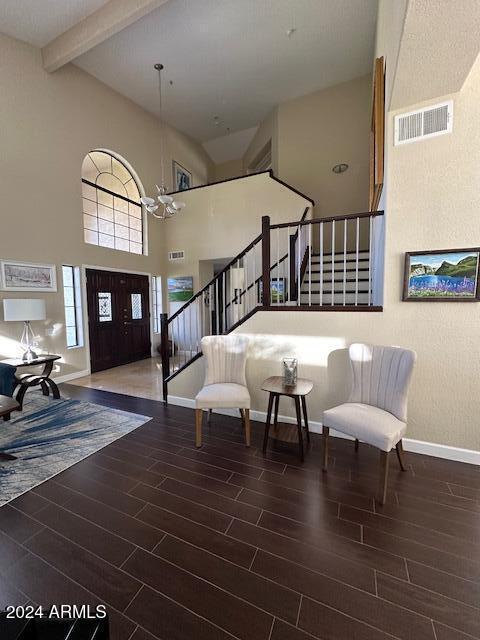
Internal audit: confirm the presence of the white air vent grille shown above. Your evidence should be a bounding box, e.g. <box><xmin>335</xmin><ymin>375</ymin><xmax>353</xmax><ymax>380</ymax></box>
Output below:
<box><xmin>168</xmin><ymin>250</ymin><xmax>185</xmax><ymax>261</ymax></box>
<box><xmin>394</xmin><ymin>101</ymin><xmax>453</xmax><ymax>145</ymax></box>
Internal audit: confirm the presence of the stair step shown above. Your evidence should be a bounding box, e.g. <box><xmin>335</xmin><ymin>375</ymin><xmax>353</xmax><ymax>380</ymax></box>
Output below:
<box><xmin>300</xmin><ymin>292</ymin><xmax>370</xmax><ymax>304</ymax></box>
<box><xmin>302</xmin><ymin>282</ymin><xmax>369</xmax><ymax>293</ymax></box>
<box><xmin>310</xmin><ymin>252</ymin><xmax>370</xmax><ymax>263</ymax></box>
<box><xmin>304</xmin><ymin>274</ymin><xmax>369</xmax><ymax>282</ymax></box>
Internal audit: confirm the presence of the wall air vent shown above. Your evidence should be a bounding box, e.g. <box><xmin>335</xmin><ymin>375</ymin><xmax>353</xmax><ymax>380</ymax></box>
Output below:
<box><xmin>168</xmin><ymin>250</ymin><xmax>185</xmax><ymax>261</ymax></box>
<box><xmin>394</xmin><ymin>100</ymin><xmax>453</xmax><ymax>145</ymax></box>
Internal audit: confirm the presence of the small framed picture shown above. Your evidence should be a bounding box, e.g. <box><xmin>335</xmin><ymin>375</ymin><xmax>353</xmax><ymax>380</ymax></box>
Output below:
<box><xmin>1</xmin><ymin>260</ymin><xmax>57</xmax><ymax>292</ymax></box>
<box><xmin>168</xmin><ymin>276</ymin><xmax>194</xmax><ymax>302</ymax></box>
<box><xmin>257</xmin><ymin>277</ymin><xmax>288</xmax><ymax>304</ymax></box>
<box><xmin>403</xmin><ymin>249</ymin><xmax>480</xmax><ymax>301</ymax></box>
<box><xmin>172</xmin><ymin>161</ymin><xmax>192</xmax><ymax>192</ymax></box>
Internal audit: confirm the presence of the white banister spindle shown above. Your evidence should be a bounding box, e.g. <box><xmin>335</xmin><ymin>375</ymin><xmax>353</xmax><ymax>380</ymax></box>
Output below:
<box><xmin>368</xmin><ymin>215</ymin><xmax>373</xmax><ymax>306</ymax></box>
<box><xmin>308</xmin><ymin>222</ymin><xmax>312</xmax><ymax>307</ymax></box>
<box><xmin>355</xmin><ymin>217</ymin><xmax>360</xmax><ymax>306</ymax></box>
<box><xmin>276</xmin><ymin>227</ymin><xmax>280</xmax><ymax>306</ymax></box>
<box><xmin>343</xmin><ymin>219</ymin><xmax>347</xmax><ymax>306</ymax></box>
<box><xmin>331</xmin><ymin>220</ymin><xmax>335</xmax><ymax>306</ymax></box>
<box><xmin>319</xmin><ymin>221</ymin><xmax>324</xmax><ymax>307</ymax></box>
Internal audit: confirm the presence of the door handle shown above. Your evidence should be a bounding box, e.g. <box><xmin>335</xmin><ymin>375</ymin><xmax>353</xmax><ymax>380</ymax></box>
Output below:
<box><xmin>123</xmin><ymin>321</ymin><xmax>132</xmax><ymax>325</ymax></box>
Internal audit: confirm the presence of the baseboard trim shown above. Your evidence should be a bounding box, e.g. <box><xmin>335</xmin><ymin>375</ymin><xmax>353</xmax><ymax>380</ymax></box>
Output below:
<box><xmin>167</xmin><ymin>395</ymin><xmax>480</xmax><ymax>466</ymax></box>
<box><xmin>53</xmin><ymin>369</ymin><xmax>90</xmax><ymax>384</ymax></box>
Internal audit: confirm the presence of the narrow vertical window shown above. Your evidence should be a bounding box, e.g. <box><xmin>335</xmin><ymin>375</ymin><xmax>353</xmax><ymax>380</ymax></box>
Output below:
<box><xmin>152</xmin><ymin>276</ymin><xmax>162</xmax><ymax>333</ymax></box>
<box><xmin>98</xmin><ymin>292</ymin><xmax>112</xmax><ymax>322</ymax></box>
<box><xmin>62</xmin><ymin>265</ymin><xmax>83</xmax><ymax>348</ymax></box>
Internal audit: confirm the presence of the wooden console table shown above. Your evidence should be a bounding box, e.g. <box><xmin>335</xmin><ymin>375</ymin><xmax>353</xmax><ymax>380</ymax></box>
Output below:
<box><xmin>1</xmin><ymin>355</ymin><xmax>61</xmax><ymax>410</ymax></box>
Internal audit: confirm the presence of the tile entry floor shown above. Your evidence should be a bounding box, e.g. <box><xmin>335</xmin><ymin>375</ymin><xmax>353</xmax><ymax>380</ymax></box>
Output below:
<box><xmin>1</xmin><ymin>384</ymin><xmax>479</xmax><ymax>640</ymax></box>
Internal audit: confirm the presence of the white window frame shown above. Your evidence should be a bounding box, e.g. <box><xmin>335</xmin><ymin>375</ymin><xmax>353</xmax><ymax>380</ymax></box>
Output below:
<box><xmin>62</xmin><ymin>265</ymin><xmax>84</xmax><ymax>348</ymax></box>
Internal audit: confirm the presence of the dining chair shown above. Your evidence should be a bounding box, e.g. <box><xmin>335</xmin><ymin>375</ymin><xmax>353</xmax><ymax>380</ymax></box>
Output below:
<box><xmin>322</xmin><ymin>343</ymin><xmax>416</xmax><ymax>504</ymax></box>
<box><xmin>195</xmin><ymin>334</ymin><xmax>250</xmax><ymax>448</ymax></box>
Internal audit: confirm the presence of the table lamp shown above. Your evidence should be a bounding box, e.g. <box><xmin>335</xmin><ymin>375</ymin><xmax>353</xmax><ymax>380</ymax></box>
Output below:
<box><xmin>3</xmin><ymin>298</ymin><xmax>46</xmax><ymax>361</ymax></box>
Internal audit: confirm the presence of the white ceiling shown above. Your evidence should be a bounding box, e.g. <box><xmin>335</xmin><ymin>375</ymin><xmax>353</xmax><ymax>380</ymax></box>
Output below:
<box><xmin>0</xmin><ymin>0</ymin><xmax>110</xmax><ymax>47</ymax></box>
<box><xmin>1</xmin><ymin>0</ymin><xmax>378</xmax><ymax>144</ymax></box>
<box><xmin>202</xmin><ymin>127</ymin><xmax>258</xmax><ymax>164</ymax></box>
<box><xmin>75</xmin><ymin>0</ymin><xmax>377</xmax><ymax>141</ymax></box>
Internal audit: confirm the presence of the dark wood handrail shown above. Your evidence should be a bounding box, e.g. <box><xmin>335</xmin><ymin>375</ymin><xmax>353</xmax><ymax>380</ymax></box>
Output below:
<box><xmin>270</xmin><ymin>210</ymin><xmax>384</xmax><ymax>230</ymax></box>
<box><xmin>167</xmin><ymin>233</ymin><xmax>262</xmax><ymax>324</ymax></box>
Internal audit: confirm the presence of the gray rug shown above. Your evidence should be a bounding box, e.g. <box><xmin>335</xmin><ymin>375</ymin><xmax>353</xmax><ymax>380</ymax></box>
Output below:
<box><xmin>0</xmin><ymin>394</ymin><xmax>149</xmax><ymax>507</ymax></box>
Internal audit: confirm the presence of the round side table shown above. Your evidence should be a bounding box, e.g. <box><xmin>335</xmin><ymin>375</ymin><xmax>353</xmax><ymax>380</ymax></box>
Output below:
<box><xmin>261</xmin><ymin>376</ymin><xmax>313</xmax><ymax>462</ymax></box>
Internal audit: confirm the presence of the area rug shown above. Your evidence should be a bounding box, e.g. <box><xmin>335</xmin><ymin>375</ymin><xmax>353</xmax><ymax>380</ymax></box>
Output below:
<box><xmin>0</xmin><ymin>395</ymin><xmax>149</xmax><ymax>507</ymax></box>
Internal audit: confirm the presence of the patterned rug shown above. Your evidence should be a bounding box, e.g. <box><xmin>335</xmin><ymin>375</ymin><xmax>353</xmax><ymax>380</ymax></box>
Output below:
<box><xmin>0</xmin><ymin>394</ymin><xmax>149</xmax><ymax>507</ymax></box>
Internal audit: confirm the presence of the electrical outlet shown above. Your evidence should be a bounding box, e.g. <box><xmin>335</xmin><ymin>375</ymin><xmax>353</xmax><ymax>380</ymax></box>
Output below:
<box><xmin>45</xmin><ymin>327</ymin><xmax>55</xmax><ymax>337</ymax></box>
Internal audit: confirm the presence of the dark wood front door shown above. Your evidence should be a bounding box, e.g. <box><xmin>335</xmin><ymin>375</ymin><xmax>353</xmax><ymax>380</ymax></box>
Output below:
<box><xmin>86</xmin><ymin>269</ymin><xmax>151</xmax><ymax>373</ymax></box>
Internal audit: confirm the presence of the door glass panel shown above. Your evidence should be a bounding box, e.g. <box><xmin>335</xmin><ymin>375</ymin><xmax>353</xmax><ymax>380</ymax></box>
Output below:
<box><xmin>131</xmin><ymin>293</ymin><xmax>142</xmax><ymax>320</ymax></box>
<box><xmin>98</xmin><ymin>292</ymin><xmax>112</xmax><ymax>322</ymax></box>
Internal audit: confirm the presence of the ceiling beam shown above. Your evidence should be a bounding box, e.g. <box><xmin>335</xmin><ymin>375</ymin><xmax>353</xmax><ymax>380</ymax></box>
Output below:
<box><xmin>42</xmin><ymin>0</ymin><xmax>170</xmax><ymax>73</ymax></box>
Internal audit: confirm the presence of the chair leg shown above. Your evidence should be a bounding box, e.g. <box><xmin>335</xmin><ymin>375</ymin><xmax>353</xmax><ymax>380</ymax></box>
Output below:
<box><xmin>395</xmin><ymin>440</ymin><xmax>407</xmax><ymax>471</ymax></box>
<box><xmin>322</xmin><ymin>426</ymin><xmax>329</xmax><ymax>471</ymax></box>
<box><xmin>377</xmin><ymin>450</ymin><xmax>390</xmax><ymax>505</ymax></box>
<box><xmin>239</xmin><ymin>408</ymin><xmax>245</xmax><ymax>425</ymax></box>
<box><xmin>195</xmin><ymin>409</ymin><xmax>203</xmax><ymax>448</ymax></box>
<box><xmin>207</xmin><ymin>409</ymin><xmax>213</xmax><ymax>423</ymax></box>
<box><xmin>354</xmin><ymin>438</ymin><xmax>359</xmax><ymax>452</ymax></box>
<box><xmin>244</xmin><ymin>409</ymin><xmax>251</xmax><ymax>447</ymax></box>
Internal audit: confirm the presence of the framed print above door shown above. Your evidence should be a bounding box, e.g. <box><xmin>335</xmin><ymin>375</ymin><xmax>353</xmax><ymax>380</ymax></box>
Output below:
<box><xmin>1</xmin><ymin>260</ymin><xmax>57</xmax><ymax>292</ymax></box>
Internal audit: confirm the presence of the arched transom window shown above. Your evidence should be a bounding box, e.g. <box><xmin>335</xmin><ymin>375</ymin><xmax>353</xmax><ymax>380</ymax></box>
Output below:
<box><xmin>82</xmin><ymin>150</ymin><xmax>144</xmax><ymax>254</ymax></box>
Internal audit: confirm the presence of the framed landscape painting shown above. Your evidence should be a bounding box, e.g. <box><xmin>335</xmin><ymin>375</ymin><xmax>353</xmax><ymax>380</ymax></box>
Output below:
<box><xmin>168</xmin><ymin>276</ymin><xmax>193</xmax><ymax>302</ymax></box>
<box><xmin>403</xmin><ymin>249</ymin><xmax>480</xmax><ymax>301</ymax></box>
<box><xmin>1</xmin><ymin>260</ymin><xmax>57</xmax><ymax>292</ymax></box>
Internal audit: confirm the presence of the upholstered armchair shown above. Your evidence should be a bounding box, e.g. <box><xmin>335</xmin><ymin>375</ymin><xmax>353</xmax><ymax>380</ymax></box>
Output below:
<box><xmin>195</xmin><ymin>335</ymin><xmax>251</xmax><ymax>448</ymax></box>
<box><xmin>323</xmin><ymin>343</ymin><xmax>416</xmax><ymax>504</ymax></box>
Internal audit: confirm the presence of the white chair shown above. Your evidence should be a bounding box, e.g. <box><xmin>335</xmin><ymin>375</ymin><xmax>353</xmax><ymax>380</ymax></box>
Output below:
<box><xmin>322</xmin><ymin>343</ymin><xmax>416</xmax><ymax>504</ymax></box>
<box><xmin>195</xmin><ymin>335</ymin><xmax>251</xmax><ymax>448</ymax></box>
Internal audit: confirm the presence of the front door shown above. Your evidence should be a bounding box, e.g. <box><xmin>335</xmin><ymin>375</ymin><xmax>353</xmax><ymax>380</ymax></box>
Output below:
<box><xmin>86</xmin><ymin>269</ymin><xmax>151</xmax><ymax>373</ymax></box>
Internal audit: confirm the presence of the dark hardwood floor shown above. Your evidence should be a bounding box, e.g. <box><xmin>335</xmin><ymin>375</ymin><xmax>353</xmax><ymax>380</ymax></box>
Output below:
<box><xmin>1</xmin><ymin>383</ymin><xmax>480</xmax><ymax>640</ymax></box>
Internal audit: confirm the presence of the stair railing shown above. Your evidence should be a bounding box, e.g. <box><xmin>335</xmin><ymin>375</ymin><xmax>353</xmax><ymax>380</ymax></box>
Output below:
<box><xmin>160</xmin><ymin>207</ymin><xmax>383</xmax><ymax>401</ymax></box>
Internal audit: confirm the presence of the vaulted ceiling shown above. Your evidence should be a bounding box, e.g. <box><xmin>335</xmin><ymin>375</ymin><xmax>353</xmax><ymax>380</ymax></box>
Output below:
<box><xmin>1</xmin><ymin>0</ymin><xmax>378</xmax><ymax>143</ymax></box>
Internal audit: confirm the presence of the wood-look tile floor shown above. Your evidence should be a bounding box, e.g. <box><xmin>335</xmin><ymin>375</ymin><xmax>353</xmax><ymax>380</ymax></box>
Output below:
<box><xmin>1</xmin><ymin>384</ymin><xmax>480</xmax><ymax>640</ymax></box>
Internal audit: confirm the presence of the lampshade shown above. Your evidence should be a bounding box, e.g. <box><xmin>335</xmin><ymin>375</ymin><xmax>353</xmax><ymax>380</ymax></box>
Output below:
<box><xmin>3</xmin><ymin>299</ymin><xmax>46</xmax><ymax>322</ymax></box>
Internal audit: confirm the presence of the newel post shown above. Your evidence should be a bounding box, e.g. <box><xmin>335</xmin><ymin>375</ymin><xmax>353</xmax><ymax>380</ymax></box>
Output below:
<box><xmin>160</xmin><ymin>312</ymin><xmax>169</xmax><ymax>404</ymax></box>
<box><xmin>261</xmin><ymin>215</ymin><xmax>271</xmax><ymax>307</ymax></box>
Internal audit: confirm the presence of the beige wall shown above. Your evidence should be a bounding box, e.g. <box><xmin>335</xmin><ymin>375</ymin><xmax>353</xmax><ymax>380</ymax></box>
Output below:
<box><xmin>0</xmin><ymin>34</ymin><xmax>212</xmax><ymax>378</ymax></box>
<box><xmin>276</xmin><ymin>75</ymin><xmax>371</xmax><ymax>217</ymax></box>
<box><xmin>163</xmin><ymin>172</ymin><xmax>312</xmax><ymax>312</ymax></box>
<box><xmin>243</xmin><ymin>109</ymin><xmax>278</xmax><ymax>174</ymax></box>
<box><xmin>170</xmin><ymin>46</ymin><xmax>480</xmax><ymax>452</ymax></box>
<box><xmin>213</xmin><ymin>159</ymin><xmax>243</xmax><ymax>182</ymax></box>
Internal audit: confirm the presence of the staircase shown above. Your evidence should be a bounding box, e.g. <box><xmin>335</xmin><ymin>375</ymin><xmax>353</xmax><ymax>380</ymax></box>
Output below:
<box><xmin>160</xmin><ymin>209</ymin><xmax>384</xmax><ymax>401</ymax></box>
<box><xmin>300</xmin><ymin>251</ymin><xmax>371</xmax><ymax>306</ymax></box>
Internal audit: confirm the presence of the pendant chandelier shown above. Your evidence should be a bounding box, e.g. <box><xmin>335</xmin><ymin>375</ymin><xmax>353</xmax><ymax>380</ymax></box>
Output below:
<box><xmin>141</xmin><ymin>64</ymin><xmax>185</xmax><ymax>219</ymax></box>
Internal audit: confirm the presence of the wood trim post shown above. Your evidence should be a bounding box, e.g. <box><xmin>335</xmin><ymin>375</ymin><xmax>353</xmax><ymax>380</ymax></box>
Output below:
<box><xmin>160</xmin><ymin>312</ymin><xmax>170</xmax><ymax>404</ymax></box>
<box><xmin>261</xmin><ymin>215</ymin><xmax>271</xmax><ymax>307</ymax></box>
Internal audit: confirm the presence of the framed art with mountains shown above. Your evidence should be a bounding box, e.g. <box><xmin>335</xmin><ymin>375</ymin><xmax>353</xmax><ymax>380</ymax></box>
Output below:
<box><xmin>403</xmin><ymin>248</ymin><xmax>480</xmax><ymax>301</ymax></box>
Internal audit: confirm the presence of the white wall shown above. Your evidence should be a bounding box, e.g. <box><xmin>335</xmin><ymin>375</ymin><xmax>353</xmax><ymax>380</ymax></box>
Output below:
<box><xmin>169</xmin><ymin>33</ymin><xmax>480</xmax><ymax>453</ymax></box>
<box><xmin>162</xmin><ymin>172</ymin><xmax>312</xmax><ymax>312</ymax></box>
<box><xmin>0</xmin><ymin>34</ymin><xmax>212</xmax><ymax>378</ymax></box>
